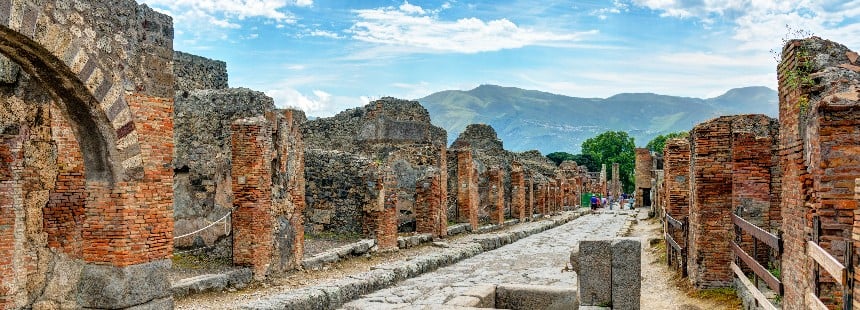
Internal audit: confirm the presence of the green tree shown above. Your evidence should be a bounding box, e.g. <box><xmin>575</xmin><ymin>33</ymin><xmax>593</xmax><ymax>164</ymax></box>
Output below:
<box><xmin>646</xmin><ymin>131</ymin><xmax>689</xmax><ymax>153</ymax></box>
<box><xmin>546</xmin><ymin>152</ymin><xmax>576</xmax><ymax>166</ymax></box>
<box><xmin>581</xmin><ymin>131</ymin><xmax>636</xmax><ymax>193</ymax></box>
<box><xmin>546</xmin><ymin>152</ymin><xmax>600</xmax><ymax>172</ymax></box>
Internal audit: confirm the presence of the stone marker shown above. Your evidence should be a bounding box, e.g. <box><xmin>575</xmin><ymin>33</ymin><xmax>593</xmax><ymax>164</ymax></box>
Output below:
<box><xmin>612</xmin><ymin>238</ymin><xmax>641</xmax><ymax>310</ymax></box>
<box><xmin>577</xmin><ymin>239</ymin><xmax>612</xmax><ymax>306</ymax></box>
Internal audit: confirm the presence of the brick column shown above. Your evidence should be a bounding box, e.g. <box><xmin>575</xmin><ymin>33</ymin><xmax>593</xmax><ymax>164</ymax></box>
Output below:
<box><xmin>456</xmin><ymin>150</ymin><xmax>479</xmax><ymax>230</ymax></box>
<box><xmin>635</xmin><ymin>148</ymin><xmax>653</xmax><ymax>208</ymax></box>
<box><xmin>416</xmin><ymin>172</ymin><xmax>446</xmax><ymax>237</ymax></box>
<box><xmin>367</xmin><ymin>165</ymin><xmax>398</xmax><ymax>251</ymax></box>
<box><xmin>524</xmin><ymin>171</ymin><xmax>534</xmax><ymax>219</ymax></box>
<box><xmin>0</xmin><ymin>131</ymin><xmax>23</xmax><ymax>309</ymax></box>
<box><xmin>231</xmin><ymin>117</ymin><xmax>275</xmax><ymax>279</ymax></box>
<box><xmin>688</xmin><ymin>117</ymin><xmax>733</xmax><ymax>289</ymax></box>
<box><xmin>489</xmin><ymin>167</ymin><xmax>504</xmax><ymax>225</ymax></box>
<box><xmin>511</xmin><ymin>163</ymin><xmax>525</xmax><ymax>221</ymax></box>
<box><xmin>663</xmin><ymin>138</ymin><xmax>691</xmax><ymax>244</ymax></box>
<box><xmin>732</xmin><ymin>126</ymin><xmax>778</xmax><ymax>262</ymax></box>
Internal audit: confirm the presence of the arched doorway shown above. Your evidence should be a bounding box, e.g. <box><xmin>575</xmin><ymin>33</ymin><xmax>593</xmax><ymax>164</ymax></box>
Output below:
<box><xmin>0</xmin><ymin>1</ymin><xmax>175</xmax><ymax>308</ymax></box>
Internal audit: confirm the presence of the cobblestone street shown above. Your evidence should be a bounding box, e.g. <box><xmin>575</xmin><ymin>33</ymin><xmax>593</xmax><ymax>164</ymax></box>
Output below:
<box><xmin>342</xmin><ymin>209</ymin><xmax>636</xmax><ymax>309</ymax></box>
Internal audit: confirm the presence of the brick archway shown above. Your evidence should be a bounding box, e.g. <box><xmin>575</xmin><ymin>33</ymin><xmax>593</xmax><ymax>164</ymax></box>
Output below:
<box><xmin>0</xmin><ymin>1</ymin><xmax>175</xmax><ymax>309</ymax></box>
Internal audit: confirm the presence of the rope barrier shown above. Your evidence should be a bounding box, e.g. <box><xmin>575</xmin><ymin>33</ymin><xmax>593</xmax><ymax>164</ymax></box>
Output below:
<box><xmin>173</xmin><ymin>208</ymin><xmax>233</xmax><ymax>240</ymax></box>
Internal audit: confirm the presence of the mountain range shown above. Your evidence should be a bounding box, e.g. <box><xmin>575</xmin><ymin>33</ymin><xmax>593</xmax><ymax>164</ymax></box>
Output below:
<box><xmin>418</xmin><ymin>84</ymin><xmax>778</xmax><ymax>154</ymax></box>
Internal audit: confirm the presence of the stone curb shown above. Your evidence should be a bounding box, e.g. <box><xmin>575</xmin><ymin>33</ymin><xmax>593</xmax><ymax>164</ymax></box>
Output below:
<box><xmin>301</xmin><ymin>239</ymin><xmax>376</xmax><ymax>270</ymax></box>
<box><xmin>397</xmin><ymin>233</ymin><xmax>434</xmax><ymax>249</ymax></box>
<box><xmin>171</xmin><ymin>268</ymin><xmax>252</xmax><ymax>299</ymax></box>
<box><xmin>240</xmin><ymin>209</ymin><xmax>591</xmax><ymax>310</ymax></box>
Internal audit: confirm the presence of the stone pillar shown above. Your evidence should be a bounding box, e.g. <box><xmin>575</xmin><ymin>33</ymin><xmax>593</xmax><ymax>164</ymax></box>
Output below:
<box><xmin>600</xmin><ymin>164</ymin><xmax>607</xmax><ymax>197</ymax></box>
<box><xmin>572</xmin><ymin>238</ymin><xmax>641</xmax><ymax>309</ymax></box>
<box><xmin>456</xmin><ymin>150</ymin><xmax>479</xmax><ymax>230</ymax></box>
<box><xmin>536</xmin><ymin>182</ymin><xmax>547</xmax><ymax>215</ymax></box>
<box><xmin>511</xmin><ymin>163</ymin><xmax>526</xmax><ymax>221</ymax></box>
<box><xmin>365</xmin><ymin>164</ymin><xmax>399</xmax><ymax>251</ymax></box>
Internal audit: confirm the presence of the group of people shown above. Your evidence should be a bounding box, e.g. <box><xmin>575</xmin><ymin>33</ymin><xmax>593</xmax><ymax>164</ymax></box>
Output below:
<box><xmin>589</xmin><ymin>193</ymin><xmax>634</xmax><ymax>211</ymax></box>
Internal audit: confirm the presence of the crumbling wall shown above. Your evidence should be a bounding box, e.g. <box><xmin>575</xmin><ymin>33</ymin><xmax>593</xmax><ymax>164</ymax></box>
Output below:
<box><xmin>302</xmin><ymin>97</ymin><xmax>447</xmax><ymax>243</ymax></box>
<box><xmin>777</xmin><ymin>37</ymin><xmax>860</xmax><ymax>309</ymax></box>
<box><xmin>173</xmin><ymin>51</ymin><xmax>228</xmax><ymax>93</ymax></box>
<box><xmin>173</xmin><ymin>88</ymin><xmax>275</xmax><ymax>256</ymax></box>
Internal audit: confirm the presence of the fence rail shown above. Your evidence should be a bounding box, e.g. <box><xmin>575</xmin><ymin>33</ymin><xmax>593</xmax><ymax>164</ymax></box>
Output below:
<box><xmin>809</xmin><ymin>215</ymin><xmax>853</xmax><ymax>310</ymax></box>
<box><xmin>730</xmin><ymin>213</ymin><xmax>782</xmax><ymax>309</ymax></box>
<box><xmin>664</xmin><ymin>212</ymin><xmax>687</xmax><ymax>277</ymax></box>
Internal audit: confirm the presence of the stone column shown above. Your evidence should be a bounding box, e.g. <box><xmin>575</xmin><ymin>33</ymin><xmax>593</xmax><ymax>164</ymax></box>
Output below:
<box><xmin>489</xmin><ymin>167</ymin><xmax>505</xmax><ymax>225</ymax></box>
<box><xmin>511</xmin><ymin>163</ymin><xmax>526</xmax><ymax>221</ymax></box>
<box><xmin>456</xmin><ymin>150</ymin><xmax>479</xmax><ymax>230</ymax></box>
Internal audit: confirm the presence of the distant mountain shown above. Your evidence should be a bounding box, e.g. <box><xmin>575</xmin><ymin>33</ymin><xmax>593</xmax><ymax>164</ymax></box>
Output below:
<box><xmin>418</xmin><ymin>85</ymin><xmax>778</xmax><ymax>154</ymax></box>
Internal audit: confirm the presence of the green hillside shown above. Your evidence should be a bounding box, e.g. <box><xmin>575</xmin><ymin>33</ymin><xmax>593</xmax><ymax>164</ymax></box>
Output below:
<box><xmin>419</xmin><ymin>85</ymin><xmax>778</xmax><ymax>154</ymax></box>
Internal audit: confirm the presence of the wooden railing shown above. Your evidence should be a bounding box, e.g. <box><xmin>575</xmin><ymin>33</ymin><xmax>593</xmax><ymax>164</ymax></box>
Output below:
<box><xmin>807</xmin><ymin>216</ymin><xmax>854</xmax><ymax>310</ymax></box>
<box><xmin>730</xmin><ymin>213</ymin><xmax>782</xmax><ymax>310</ymax></box>
<box><xmin>664</xmin><ymin>212</ymin><xmax>687</xmax><ymax>277</ymax></box>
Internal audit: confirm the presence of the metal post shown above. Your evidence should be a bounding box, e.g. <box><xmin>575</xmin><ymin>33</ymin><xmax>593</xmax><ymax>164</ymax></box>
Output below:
<box><xmin>682</xmin><ymin>217</ymin><xmax>689</xmax><ymax>278</ymax></box>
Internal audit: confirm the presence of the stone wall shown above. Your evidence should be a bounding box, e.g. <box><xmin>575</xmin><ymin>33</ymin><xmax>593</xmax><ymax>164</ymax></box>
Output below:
<box><xmin>173</xmin><ymin>88</ymin><xmax>276</xmax><ymax>256</ymax></box>
<box><xmin>173</xmin><ymin>51</ymin><xmax>228</xmax><ymax>93</ymax></box>
<box><xmin>777</xmin><ymin>37</ymin><xmax>860</xmax><ymax>309</ymax></box>
<box><xmin>302</xmin><ymin>97</ymin><xmax>447</xmax><ymax>244</ymax></box>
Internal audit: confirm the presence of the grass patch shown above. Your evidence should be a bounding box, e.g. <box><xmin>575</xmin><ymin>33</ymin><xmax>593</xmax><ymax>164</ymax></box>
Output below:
<box><xmin>690</xmin><ymin>288</ymin><xmax>742</xmax><ymax>308</ymax></box>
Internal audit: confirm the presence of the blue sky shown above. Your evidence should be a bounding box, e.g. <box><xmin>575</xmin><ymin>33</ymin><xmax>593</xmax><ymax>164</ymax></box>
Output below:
<box><xmin>140</xmin><ymin>0</ymin><xmax>860</xmax><ymax>117</ymax></box>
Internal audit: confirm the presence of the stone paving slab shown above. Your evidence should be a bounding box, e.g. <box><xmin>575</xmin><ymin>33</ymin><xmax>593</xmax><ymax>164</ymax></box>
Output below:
<box><xmin>340</xmin><ymin>210</ymin><xmax>634</xmax><ymax>309</ymax></box>
<box><xmin>240</xmin><ymin>210</ymin><xmax>596</xmax><ymax>310</ymax></box>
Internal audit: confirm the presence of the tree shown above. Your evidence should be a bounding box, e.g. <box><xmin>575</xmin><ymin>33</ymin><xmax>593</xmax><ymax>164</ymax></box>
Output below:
<box><xmin>546</xmin><ymin>152</ymin><xmax>575</xmax><ymax>166</ymax></box>
<box><xmin>581</xmin><ymin>131</ymin><xmax>636</xmax><ymax>193</ymax></box>
<box><xmin>546</xmin><ymin>152</ymin><xmax>600</xmax><ymax>172</ymax></box>
<box><xmin>646</xmin><ymin>131</ymin><xmax>689</xmax><ymax>153</ymax></box>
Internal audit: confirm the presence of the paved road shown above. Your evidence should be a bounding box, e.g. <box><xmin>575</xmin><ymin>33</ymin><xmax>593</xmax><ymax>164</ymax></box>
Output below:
<box><xmin>341</xmin><ymin>209</ymin><xmax>635</xmax><ymax>309</ymax></box>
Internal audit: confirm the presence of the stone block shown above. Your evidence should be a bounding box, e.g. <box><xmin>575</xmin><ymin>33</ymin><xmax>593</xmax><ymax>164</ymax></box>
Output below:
<box><xmin>496</xmin><ymin>284</ymin><xmax>578</xmax><ymax>310</ymax></box>
<box><xmin>226</xmin><ymin>268</ymin><xmax>253</xmax><ymax>289</ymax></box>
<box><xmin>612</xmin><ymin>238</ymin><xmax>641</xmax><ymax>310</ymax></box>
<box><xmin>171</xmin><ymin>274</ymin><xmax>228</xmax><ymax>298</ymax></box>
<box><xmin>78</xmin><ymin>260</ymin><xmax>172</xmax><ymax>309</ymax></box>
<box><xmin>445</xmin><ymin>296</ymin><xmax>482</xmax><ymax>307</ymax></box>
<box><xmin>460</xmin><ymin>284</ymin><xmax>496</xmax><ymax>308</ymax></box>
<box><xmin>577</xmin><ymin>240</ymin><xmax>612</xmax><ymax>306</ymax></box>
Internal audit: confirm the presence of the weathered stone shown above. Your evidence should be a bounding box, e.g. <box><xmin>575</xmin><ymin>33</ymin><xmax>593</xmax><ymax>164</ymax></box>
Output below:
<box><xmin>577</xmin><ymin>240</ymin><xmax>612</xmax><ymax>306</ymax></box>
<box><xmin>612</xmin><ymin>238</ymin><xmax>641</xmax><ymax>310</ymax></box>
<box><xmin>496</xmin><ymin>284</ymin><xmax>578</xmax><ymax>310</ymax></box>
<box><xmin>77</xmin><ymin>260</ymin><xmax>172</xmax><ymax>309</ymax></box>
<box><xmin>173</xmin><ymin>51</ymin><xmax>228</xmax><ymax>93</ymax></box>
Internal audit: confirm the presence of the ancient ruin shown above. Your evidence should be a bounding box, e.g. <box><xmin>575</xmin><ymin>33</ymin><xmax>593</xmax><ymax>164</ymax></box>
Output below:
<box><xmin>1</xmin><ymin>0</ymin><xmax>859</xmax><ymax>309</ymax></box>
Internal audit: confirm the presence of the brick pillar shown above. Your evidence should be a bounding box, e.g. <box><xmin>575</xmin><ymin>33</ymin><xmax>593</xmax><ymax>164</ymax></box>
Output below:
<box><xmin>0</xmin><ymin>130</ymin><xmax>23</xmax><ymax>309</ymax></box>
<box><xmin>511</xmin><ymin>163</ymin><xmax>525</xmax><ymax>221</ymax></box>
<box><xmin>368</xmin><ymin>165</ymin><xmax>398</xmax><ymax>251</ymax></box>
<box><xmin>456</xmin><ymin>150</ymin><xmax>478</xmax><ymax>230</ymax></box>
<box><xmin>231</xmin><ymin>117</ymin><xmax>275</xmax><ymax>279</ymax></box>
<box><xmin>536</xmin><ymin>182</ymin><xmax>547</xmax><ymax>215</ymax></box>
<box><xmin>525</xmin><ymin>171</ymin><xmax>534</xmax><ymax>219</ymax></box>
<box><xmin>688</xmin><ymin>117</ymin><xmax>733</xmax><ymax>289</ymax></box>
<box><xmin>45</xmin><ymin>108</ymin><xmax>86</xmax><ymax>258</ymax></box>
<box><xmin>438</xmin><ymin>145</ymin><xmax>448</xmax><ymax>237</ymax></box>
<box><xmin>663</xmin><ymin>138</ymin><xmax>691</xmax><ymax>243</ymax></box>
<box><xmin>635</xmin><ymin>148</ymin><xmax>653</xmax><ymax>208</ymax></box>
<box><xmin>612</xmin><ymin>163</ymin><xmax>620</xmax><ymax>199</ymax></box>
<box><xmin>489</xmin><ymin>167</ymin><xmax>505</xmax><ymax>225</ymax></box>
<box><xmin>416</xmin><ymin>172</ymin><xmax>446</xmax><ymax>237</ymax></box>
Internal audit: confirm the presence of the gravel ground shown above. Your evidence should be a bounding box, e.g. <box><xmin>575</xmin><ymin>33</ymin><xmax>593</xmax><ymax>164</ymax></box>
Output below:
<box><xmin>633</xmin><ymin>213</ymin><xmax>741</xmax><ymax>309</ymax></box>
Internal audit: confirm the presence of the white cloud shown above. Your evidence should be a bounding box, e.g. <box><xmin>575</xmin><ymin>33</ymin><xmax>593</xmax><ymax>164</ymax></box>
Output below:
<box><xmin>266</xmin><ymin>86</ymin><xmax>368</xmax><ymax>117</ymax></box>
<box><xmin>309</xmin><ymin>29</ymin><xmax>343</xmax><ymax>39</ymax></box>
<box><xmin>590</xmin><ymin>0</ymin><xmax>627</xmax><ymax>20</ymax></box>
<box><xmin>399</xmin><ymin>1</ymin><xmax>426</xmax><ymax>15</ymax></box>
<box><xmin>631</xmin><ymin>1</ymin><xmax>860</xmax><ymax>50</ymax></box>
<box><xmin>347</xmin><ymin>4</ymin><xmax>597</xmax><ymax>54</ymax></box>
<box><xmin>293</xmin><ymin>0</ymin><xmax>313</xmax><ymax>7</ymax></box>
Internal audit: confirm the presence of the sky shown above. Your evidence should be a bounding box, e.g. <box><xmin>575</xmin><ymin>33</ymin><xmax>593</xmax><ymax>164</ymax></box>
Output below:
<box><xmin>140</xmin><ymin>0</ymin><xmax>860</xmax><ymax>117</ymax></box>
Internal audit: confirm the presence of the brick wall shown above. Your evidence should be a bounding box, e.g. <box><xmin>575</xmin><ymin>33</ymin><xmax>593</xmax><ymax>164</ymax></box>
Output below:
<box><xmin>45</xmin><ymin>107</ymin><xmax>86</xmax><ymax>258</ymax></box>
<box><xmin>776</xmin><ymin>37</ymin><xmax>860</xmax><ymax>309</ymax></box>
<box><xmin>364</xmin><ymin>164</ymin><xmax>399</xmax><ymax>251</ymax></box>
